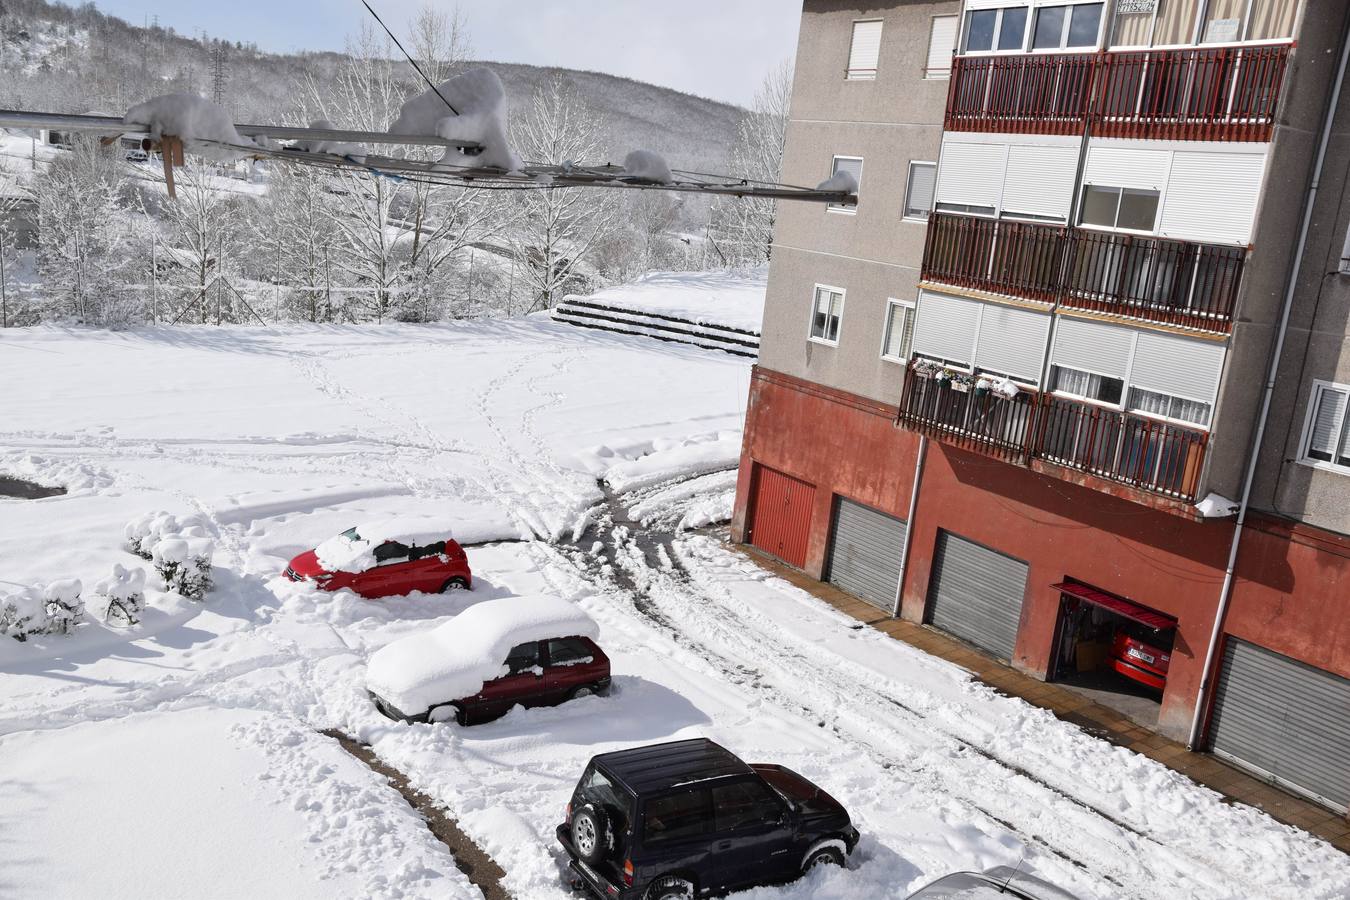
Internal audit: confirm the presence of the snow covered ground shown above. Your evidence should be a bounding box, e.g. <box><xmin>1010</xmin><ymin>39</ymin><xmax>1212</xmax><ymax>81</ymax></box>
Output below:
<box><xmin>565</xmin><ymin>266</ymin><xmax>766</xmax><ymax>332</ymax></box>
<box><xmin>1</xmin><ymin>313</ymin><xmax>1347</xmax><ymax>900</ymax></box>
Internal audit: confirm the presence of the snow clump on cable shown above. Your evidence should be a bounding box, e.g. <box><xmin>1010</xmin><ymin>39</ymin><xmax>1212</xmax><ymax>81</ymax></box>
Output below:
<box><xmin>123</xmin><ymin>93</ymin><xmax>255</xmax><ymax>160</ymax></box>
<box><xmin>621</xmin><ymin>149</ymin><xmax>673</xmax><ymax>184</ymax></box>
<box><xmin>388</xmin><ymin>67</ymin><xmax>522</xmax><ymax>171</ymax></box>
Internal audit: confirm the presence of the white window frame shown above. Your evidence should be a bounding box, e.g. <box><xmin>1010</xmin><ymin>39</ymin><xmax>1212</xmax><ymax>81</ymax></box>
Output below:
<box><xmin>1050</xmin><ymin>348</ymin><xmax>1215</xmax><ymax>430</ymax></box>
<box><xmin>846</xmin><ymin>19</ymin><xmax>884</xmax><ymax>81</ymax></box>
<box><xmin>1107</xmin><ymin>0</ymin><xmax>1297</xmax><ymax>50</ymax></box>
<box><xmin>1050</xmin><ymin>364</ymin><xmax>1128</xmax><ymax>410</ymax></box>
<box><xmin>1297</xmin><ymin>380</ymin><xmax>1350</xmax><ymax>473</ymax></box>
<box><xmin>808</xmin><ymin>284</ymin><xmax>846</xmax><ymax>347</ymax></box>
<box><xmin>926</xmin><ymin>15</ymin><xmax>960</xmax><ymax>78</ymax></box>
<box><xmin>961</xmin><ymin>3</ymin><xmax>1033</xmax><ymax>55</ymax></box>
<box><xmin>1076</xmin><ymin>183</ymin><xmax>1163</xmax><ymax>236</ymax></box>
<box><xmin>880</xmin><ymin>299</ymin><xmax>916</xmax><ymax>364</ymax></box>
<box><xmin>828</xmin><ymin>156</ymin><xmax>863</xmax><ymax>215</ymax></box>
<box><xmin>1339</xmin><ymin>218</ymin><xmax>1350</xmax><ymax>275</ymax></box>
<box><xmin>904</xmin><ymin>161</ymin><xmax>937</xmax><ymax>222</ymax></box>
<box><xmin>1027</xmin><ymin>1</ymin><xmax>1107</xmax><ymax>53</ymax></box>
<box><xmin>1125</xmin><ymin>385</ymin><xmax>1213</xmax><ymax>427</ymax></box>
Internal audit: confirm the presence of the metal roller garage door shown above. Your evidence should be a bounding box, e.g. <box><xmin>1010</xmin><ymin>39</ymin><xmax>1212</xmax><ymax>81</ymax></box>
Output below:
<box><xmin>1209</xmin><ymin>639</ymin><xmax>1350</xmax><ymax>813</ymax></box>
<box><xmin>925</xmin><ymin>531</ymin><xmax>1028</xmax><ymax>661</ymax></box>
<box><xmin>748</xmin><ymin>465</ymin><xmax>815</xmax><ymax>569</ymax></box>
<box><xmin>826</xmin><ymin>497</ymin><xmax>906</xmax><ymax>612</ymax></box>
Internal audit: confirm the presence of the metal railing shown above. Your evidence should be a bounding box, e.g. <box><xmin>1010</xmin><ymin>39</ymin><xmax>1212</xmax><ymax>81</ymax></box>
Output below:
<box><xmin>944</xmin><ymin>44</ymin><xmax>1289</xmax><ymax>142</ymax></box>
<box><xmin>1031</xmin><ymin>395</ymin><xmax>1208</xmax><ymax>501</ymax></box>
<box><xmin>897</xmin><ymin>365</ymin><xmax>1039</xmax><ymax>462</ymax></box>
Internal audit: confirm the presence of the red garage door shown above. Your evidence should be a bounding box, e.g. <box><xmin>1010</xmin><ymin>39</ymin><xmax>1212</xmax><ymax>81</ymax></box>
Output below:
<box><xmin>749</xmin><ymin>464</ymin><xmax>815</xmax><ymax>568</ymax></box>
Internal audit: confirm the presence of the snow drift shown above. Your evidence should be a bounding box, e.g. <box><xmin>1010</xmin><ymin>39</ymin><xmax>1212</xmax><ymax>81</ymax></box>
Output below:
<box><xmin>388</xmin><ymin>67</ymin><xmax>521</xmax><ymax>171</ymax></box>
<box><xmin>365</xmin><ymin>595</ymin><xmax>599</xmax><ymax>716</ymax></box>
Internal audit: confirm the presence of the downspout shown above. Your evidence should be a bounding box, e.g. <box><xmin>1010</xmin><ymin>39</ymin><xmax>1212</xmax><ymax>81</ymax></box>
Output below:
<box><xmin>892</xmin><ymin>435</ymin><xmax>928</xmax><ymax>618</ymax></box>
<box><xmin>1186</xmin><ymin>16</ymin><xmax>1350</xmax><ymax>750</ymax></box>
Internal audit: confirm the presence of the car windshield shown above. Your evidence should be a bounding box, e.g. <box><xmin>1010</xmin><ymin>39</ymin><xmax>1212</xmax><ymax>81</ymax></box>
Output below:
<box><xmin>339</xmin><ymin>527</ymin><xmax>360</xmax><ymax>541</ymax></box>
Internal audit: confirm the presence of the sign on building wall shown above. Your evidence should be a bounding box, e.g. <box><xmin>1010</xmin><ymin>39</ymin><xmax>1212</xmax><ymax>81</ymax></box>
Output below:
<box><xmin>1117</xmin><ymin>0</ymin><xmax>1157</xmax><ymax>13</ymax></box>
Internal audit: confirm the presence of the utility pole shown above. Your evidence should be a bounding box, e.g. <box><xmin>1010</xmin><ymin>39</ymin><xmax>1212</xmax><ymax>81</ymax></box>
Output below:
<box><xmin>1</xmin><ymin>229</ymin><xmax>8</xmax><ymax>328</ymax></box>
<box><xmin>150</xmin><ymin>233</ymin><xmax>158</xmax><ymax>324</ymax></box>
<box><xmin>210</xmin><ymin>43</ymin><xmax>228</xmax><ymax>109</ymax></box>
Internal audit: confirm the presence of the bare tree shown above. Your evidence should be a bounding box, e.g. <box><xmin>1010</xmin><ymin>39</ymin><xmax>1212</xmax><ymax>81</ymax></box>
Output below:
<box><xmin>708</xmin><ymin>59</ymin><xmax>792</xmax><ymax>266</ymax></box>
<box><xmin>251</xmin><ymin>164</ymin><xmax>338</xmax><ymax>321</ymax></box>
<box><xmin>156</xmin><ymin>161</ymin><xmax>243</xmax><ymax>323</ymax></box>
<box><xmin>509</xmin><ymin>76</ymin><xmax>618</xmax><ymax>312</ymax></box>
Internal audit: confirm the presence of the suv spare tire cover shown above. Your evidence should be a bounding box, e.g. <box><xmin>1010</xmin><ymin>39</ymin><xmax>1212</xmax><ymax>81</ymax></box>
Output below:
<box><xmin>571</xmin><ymin>803</ymin><xmax>608</xmax><ymax>865</ymax></box>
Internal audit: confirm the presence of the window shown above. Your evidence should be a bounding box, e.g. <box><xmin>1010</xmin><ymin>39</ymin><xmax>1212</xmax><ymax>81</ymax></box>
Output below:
<box><xmin>1127</xmin><ymin>387</ymin><xmax>1212</xmax><ymax>426</ymax></box>
<box><xmin>712</xmin><ymin>780</ymin><xmax>784</xmax><ymax>833</ymax></box>
<box><xmin>1032</xmin><ymin>3</ymin><xmax>1104</xmax><ymax>49</ymax></box>
<box><xmin>828</xmin><ymin>156</ymin><xmax>862</xmax><ymax>212</ymax></box>
<box><xmin>408</xmin><ymin>540</ymin><xmax>445</xmax><ymax>560</ymax></box>
<box><xmin>1108</xmin><ymin>0</ymin><xmax>1297</xmax><ymax>48</ymax></box>
<box><xmin>962</xmin><ymin>5</ymin><xmax>1029</xmax><ymax>53</ymax></box>
<box><xmin>1340</xmin><ymin>219</ymin><xmax>1350</xmax><ymax>275</ymax></box>
<box><xmin>1053</xmin><ymin>366</ymin><xmax>1124</xmax><ymax>404</ymax></box>
<box><xmin>809</xmin><ymin>285</ymin><xmax>845</xmax><ymax>345</ymax></box>
<box><xmin>1300</xmin><ymin>382</ymin><xmax>1350</xmax><ymax>470</ymax></box>
<box><xmin>643</xmin><ymin>790</ymin><xmax>712</xmax><ymax>844</ymax></box>
<box><xmin>373</xmin><ymin>541</ymin><xmax>411</xmax><ymax>563</ymax></box>
<box><xmin>1200</xmin><ymin>0</ymin><xmax>1245</xmax><ymax>43</ymax></box>
<box><xmin>846</xmin><ymin>20</ymin><xmax>883</xmax><ymax>80</ymax></box>
<box><xmin>504</xmin><ymin>642</ymin><xmax>540</xmax><ymax>674</ymax></box>
<box><xmin>1079</xmin><ymin>185</ymin><xmax>1160</xmax><ymax>232</ymax></box>
<box><xmin>881</xmin><ymin>300</ymin><xmax>915</xmax><ymax>363</ymax></box>
<box><xmin>904</xmin><ymin>161</ymin><xmax>936</xmax><ymax>220</ymax></box>
<box><xmin>926</xmin><ymin>15</ymin><xmax>959</xmax><ymax>78</ymax></box>
<box><xmin>546</xmin><ymin>638</ymin><xmax>594</xmax><ymax>667</ymax></box>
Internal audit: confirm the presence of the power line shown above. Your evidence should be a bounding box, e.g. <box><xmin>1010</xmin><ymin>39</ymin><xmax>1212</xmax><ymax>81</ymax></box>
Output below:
<box><xmin>358</xmin><ymin>0</ymin><xmax>459</xmax><ymax>116</ymax></box>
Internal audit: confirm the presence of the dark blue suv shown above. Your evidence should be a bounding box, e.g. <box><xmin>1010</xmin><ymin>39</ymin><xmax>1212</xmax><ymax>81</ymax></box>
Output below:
<box><xmin>556</xmin><ymin>739</ymin><xmax>859</xmax><ymax>899</ymax></box>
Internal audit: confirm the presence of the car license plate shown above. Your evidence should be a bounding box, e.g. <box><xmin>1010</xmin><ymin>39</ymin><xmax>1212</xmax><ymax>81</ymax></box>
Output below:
<box><xmin>1128</xmin><ymin>647</ymin><xmax>1155</xmax><ymax>665</ymax></box>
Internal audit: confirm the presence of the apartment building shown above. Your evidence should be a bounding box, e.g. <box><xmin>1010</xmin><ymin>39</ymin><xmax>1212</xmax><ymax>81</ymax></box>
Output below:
<box><xmin>733</xmin><ymin>0</ymin><xmax>1350</xmax><ymax>816</ymax></box>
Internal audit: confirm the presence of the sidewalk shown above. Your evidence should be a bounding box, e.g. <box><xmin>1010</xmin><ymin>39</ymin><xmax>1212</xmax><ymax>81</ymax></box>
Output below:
<box><xmin>735</xmin><ymin>544</ymin><xmax>1350</xmax><ymax>854</ymax></box>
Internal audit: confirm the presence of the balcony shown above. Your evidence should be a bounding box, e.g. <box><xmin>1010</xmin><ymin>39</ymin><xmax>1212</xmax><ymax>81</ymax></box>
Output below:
<box><xmin>896</xmin><ymin>363</ymin><xmax>1038</xmax><ymax>462</ymax></box>
<box><xmin>922</xmin><ymin>212</ymin><xmax>1244</xmax><ymax>332</ymax></box>
<box><xmin>1031</xmin><ymin>395</ymin><xmax>1208</xmax><ymax>501</ymax></box>
<box><xmin>945</xmin><ymin>44</ymin><xmax>1290</xmax><ymax>143</ymax></box>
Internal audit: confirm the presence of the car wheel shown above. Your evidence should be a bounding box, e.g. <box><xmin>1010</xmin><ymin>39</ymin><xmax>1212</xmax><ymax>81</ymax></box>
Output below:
<box><xmin>440</xmin><ymin>576</ymin><xmax>469</xmax><ymax>593</ymax></box>
<box><xmin>803</xmin><ymin>845</ymin><xmax>844</xmax><ymax>872</ymax></box>
<box><xmin>428</xmin><ymin>703</ymin><xmax>468</xmax><ymax>726</ymax></box>
<box><xmin>570</xmin><ymin>804</ymin><xmax>608</xmax><ymax>866</ymax></box>
<box><xmin>645</xmin><ymin>876</ymin><xmax>694</xmax><ymax>900</ymax></box>
<box><xmin>568</xmin><ymin>684</ymin><xmax>597</xmax><ymax>701</ymax></box>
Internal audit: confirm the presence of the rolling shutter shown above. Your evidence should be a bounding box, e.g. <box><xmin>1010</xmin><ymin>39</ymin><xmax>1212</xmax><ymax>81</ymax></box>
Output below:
<box><xmin>827</xmin><ymin>498</ymin><xmax>907</xmax><ymax>612</ymax></box>
<box><xmin>749</xmin><ymin>465</ymin><xmax>815</xmax><ymax>569</ymax></box>
<box><xmin>975</xmin><ymin>303</ymin><xmax>1051</xmax><ymax>382</ymax></box>
<box><xmin>1001</xmin><ymin>145</ymin><xmax>1079</xmax><ymax>220</ymax></box>
<box><xmin>1159</xmin><ymin>151</ymin><xmax>1266</xmax><ymax>246</ymax></box>
<box><xmin>913</xmin><ymin>290</ymin><xmax>980</xmax><ymax>365</ymax></box>
<box><xmin>1082</xmin><ymin>146</ymin><xmax>1170</xmax><ymax>191</ymax></box>
<box><xmin>1130</xmin><ymin>331</ymin><xmax>1226</xmax><ymax>404</ymax></box>
<box><xmin>936</xmin><ymin>140</ymin><xmax>1007</xmax><ymax>211</ymax></box>
<box><xmin>1308</xmin><ymin>386</ymin><xmax>1349</xmax><ymax>459</ymax></box>
<box><xmin>1209</xmin><ymin>639</ymin><xmax>1350</xmax><ymax>814</ymax></box>
<box><xmin>848</xmin><ymin>20</ymin><xmax>884</xmax><ymax>79</ymax></box>
<box><xmin>926</xmin><ymin>15</ymin><xmax>959</xmax><ymax>77</ymax></box>
<box><xmin>906</xmin><ymin>163</ymin><xmax>937</xmax><ymax>218</ymax></box>
<box><xmin>1050</xmin><ymin>316</ymin><xmax>1134</xmax><ymax>379</ymax></box>
<box><xmin>925</xmin><ymin>531</ymin><xmax>1028</xmax><ymax>661</ymax></box>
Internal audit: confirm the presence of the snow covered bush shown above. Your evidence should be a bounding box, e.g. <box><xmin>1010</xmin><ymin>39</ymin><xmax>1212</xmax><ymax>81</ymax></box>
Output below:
<box><xmin>125</xmin><ymin>511</ymin><xmax>207</xmax><ymax>559</ymax></box>
<box><xmin>94</xmin><ymin>564</ymin><xmax>148</xmax><ymax>626</ymax></box>
<box><xmin>0</xmin><ymin>587</ymin><xmax>49</xmax><ymax>642</ymax></box>
<box><xmin>152</xmin><ymin>536</ymin><xmax>215</xmax><ymax>601</ymax></box>
<box><xmin>42</xmin><ymin>579</ymin><xmax>85</xmax><ymax>635</ymax></box>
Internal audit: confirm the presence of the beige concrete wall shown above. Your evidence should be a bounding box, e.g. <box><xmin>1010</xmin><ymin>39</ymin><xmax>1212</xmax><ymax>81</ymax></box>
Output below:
<box><xmin>759</xmin><ymin>0</ymin><xmax>958</xmax><ymax>404</ymax></box>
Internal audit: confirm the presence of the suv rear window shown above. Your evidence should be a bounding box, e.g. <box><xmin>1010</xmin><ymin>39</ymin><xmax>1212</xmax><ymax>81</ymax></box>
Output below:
<box><xmin>643</xmin><ymin>789</ymin><xmax>712</xmax><ymax>844</ymax></box>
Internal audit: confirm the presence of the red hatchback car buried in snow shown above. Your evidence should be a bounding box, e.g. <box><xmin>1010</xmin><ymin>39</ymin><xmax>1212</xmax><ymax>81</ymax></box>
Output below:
<box><xmin>285</xmin><ymin>524</ymin><xmax>472</xmax><ymax>599</ymax></box>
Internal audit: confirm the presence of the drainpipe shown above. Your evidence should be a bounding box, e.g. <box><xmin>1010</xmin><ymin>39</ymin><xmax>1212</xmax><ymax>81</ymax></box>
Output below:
<box><xmin>1186</xmin><ymin>14</ymin><xmax>1350</xmax><ymax>750</ymax></box>
<box><xmin>892</xmin><ymin>435</ymin><xmax>928</xmax><ymax>618</ymax></box>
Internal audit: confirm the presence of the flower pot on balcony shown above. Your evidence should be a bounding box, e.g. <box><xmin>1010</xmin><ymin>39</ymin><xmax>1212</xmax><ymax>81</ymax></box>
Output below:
<box><xmin>973</xmin><ymin>386</ymin><xmax>989</xmax><ymax>399</ymax></box>
<box><xmin>951</xmin><ymin>381</ymin><xmax>969</xmax><ymax>394</ymax></box>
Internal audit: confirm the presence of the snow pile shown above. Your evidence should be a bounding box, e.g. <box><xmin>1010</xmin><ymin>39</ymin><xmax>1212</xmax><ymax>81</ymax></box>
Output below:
<box><xmin>816</xmin><ymin>170</ymin><xmax>858</xmax><ymax>195</ymax></box>
<box><xmin>313</xmin><ymin>517</ymin><xmax>457</xmax><ymax>573</ymax></box>
<box><xmin>123</xmin><ymin>94</ymin><xmax>255</xmax><ymax>159</ymax></box>
<box><xmin>599</xmin><ymin>431</ymin><xmax>743</xmax><ymax>493</ymax></box>
<box><xmin>92</xmin><ymin>563</ymin><xmax>148</xmax><ymax>625</ymax></box>
<box><xmin>1</xmin><ymin>452</ymin><xmax>112</xmax><ymax>496</ymax></box>
<box><xmin>562</xmin><ymin>267</ymin><xmax>767</xmax><ymax>333</ymax></box>
<box><xmin>621</xmin><ymin>149</ymin><xmax>673</xmax><ymax>184</ymax></box>
<box><xmin>366</xmin><ymin>595</ymin><xmax>599</xmax><ymax>716</ymax></box>
<box><xmin>0</xmin><ymin>579</ymin><xmax>83</xmax><ymax>640</ymax></box>
<box><xmin>388</xmin><ymin>67</ymin><xmax>521</xmax><ymax>171</ymax></box>
<box><xmin>297</xmin><ymin>119</ymin><xmax>367</xmax><ymax>162</ymax></box>
<box><xmin>627</xmin><ymin>470</ymin><xmax>738</xmax><ymax>531</ymax></box>
<box><xmin>125</xmin><ymin>510</ymin><xmax>209</xmax><ymax>559</ymax></box>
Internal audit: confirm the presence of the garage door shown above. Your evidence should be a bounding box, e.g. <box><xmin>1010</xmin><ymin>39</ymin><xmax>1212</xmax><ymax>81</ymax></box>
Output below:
<box><xmin>748</xmin><ymin>465</ymin><xmax>815</xmax><ymax>569</ymax></box>
<box><xmin>925</xmin><ymin>531</ymin><xmax>1028</xmax><ymax>661</ymax></box>
<box><xmin>1209</xmin><ymin>639</ymin><xmax>1350</xmax><ymax>813</ymax></box>
<box><xmin>826</xmin><ymin>497</ymin><xmax>906</xmax><ymax>612</ymax></box>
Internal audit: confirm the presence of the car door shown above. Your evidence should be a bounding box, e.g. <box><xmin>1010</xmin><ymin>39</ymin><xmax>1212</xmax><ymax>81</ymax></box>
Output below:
<box><xmin>637</xmin><ymin>789</ymin><xmax>715</xmax><ymax>887</ymax></box>
<box><xmin>542</xmin><ymin>637</ymin><xmax>601</xmax><ymax>704</ymax></box>
<box><xmin>366</xmin><ymin>540</ymin><xmax>418</xmax><ymax>596</ymax></box>
<box><xmin>399</xmin><ymin>540</ymin><xmax>448</xmax><ymax>593</ymax></box>
<box><xmin>710</xmin><ymin>779</ymin><xmax>796</xmax><ymax>891</ymax></box>
<box><xmin>472</xmin><ymin>641</ymin><xmax>545</xmax><ymax>719</ymax></box>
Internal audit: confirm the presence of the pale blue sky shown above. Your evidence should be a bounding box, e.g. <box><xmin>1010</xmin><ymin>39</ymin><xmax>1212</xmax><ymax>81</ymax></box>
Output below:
<box><xmin>93</xmin><ymin>0</ymin><xmax>803</xmax><ymax>106</ymax></box>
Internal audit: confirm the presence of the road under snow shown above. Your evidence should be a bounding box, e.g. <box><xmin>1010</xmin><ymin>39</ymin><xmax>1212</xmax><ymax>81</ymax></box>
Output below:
<box><xmin>1</xmin><ymin>317</ymin><xmax>1346</xmax><ymax>899</ymax></box>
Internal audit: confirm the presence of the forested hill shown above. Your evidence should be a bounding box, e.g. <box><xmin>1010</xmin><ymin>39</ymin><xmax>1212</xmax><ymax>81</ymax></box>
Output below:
<box><xmin>0</xmin><ymin>0</ymin><xmax>744</xmax><ymax>170</ymax></box>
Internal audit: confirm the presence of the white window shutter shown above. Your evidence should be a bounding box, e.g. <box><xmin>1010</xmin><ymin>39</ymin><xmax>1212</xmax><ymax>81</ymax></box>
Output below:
<box><xmin>1130</xmin><ymin>331</ymin><xmax>1227</xmax><ymax>405</ymax></box>
<box><xmin>1001</xmin><ymin>145</ymin><xmax>1079</xmax><ymax>220</ymax></box>
<box><xmin>1309</xmin><ymin>387</ymin><xmax>1348</xmax><ymax>457</ymax></box>
<box><xmin>906</xmin><ymin>163</ymin><xmax>936</xmax><ymax>217</ymax></box>
<box><xmin>1082</xmin><ymin>146</ymin><xmax>1170</xmax><ymax>191</ymax></box>
<box><xmin>926</xmin><ymin>16</ymin><xmax>958</xmax><ymax>77</ymax></box>
<box><xmin>1159</xmin><ymin>151</ymin><xmax>1266</xmax><ymax>246</ymax></box>
<box><xmin>848</xmin><ymin>21</ymin><xmax>883</xmax><ymax>79</ymax></box>
<box><xmin>1051</xmin><ymin>317</ymin><xmax>1134</xmax><ymax>380</ymax></box>
<box><xmin>936</xmin><ymin>140</ymin><xmax>1007</xmax><ymax>211</ymax></box>
<box><xmin>912</xmin><ymin>290</ymin><xmax>980</xmax><ymax>365</ymax></box>
<box><xmin>974</xmin><ymin>304</ymin><xmax>1051</xmax><ymax>382</ymax></box>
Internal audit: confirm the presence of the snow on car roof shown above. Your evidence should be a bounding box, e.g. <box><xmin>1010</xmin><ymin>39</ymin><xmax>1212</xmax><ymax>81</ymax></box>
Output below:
<box><xmin>365</xmin><ymin>596</ymin><xmax>599</xmax><ymax>717</ymax></box>
<box><xmin>314</xmin><ymin>517</ymin><xmax>456</xmax><ymax>572</ymax></box>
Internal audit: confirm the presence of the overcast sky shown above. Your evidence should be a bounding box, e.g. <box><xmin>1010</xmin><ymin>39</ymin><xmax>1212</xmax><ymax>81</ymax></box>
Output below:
<box><xmin>94</xmin><ymin>0</ymin><xmax>803</xmax><ymax>107</ymax></box>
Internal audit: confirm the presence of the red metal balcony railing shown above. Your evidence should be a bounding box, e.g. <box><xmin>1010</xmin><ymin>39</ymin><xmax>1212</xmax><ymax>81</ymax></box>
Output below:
<box><xmin>1031</xmin><ymin>395</ymin><xmax>1208</xmax><ymax>501</ymax></box>
<box><xmin>897</xmin><ymin>363</ymin><xmax>1038</xmax><ymax>462</ymax></box>
<box><xmin>921</xmin><ymin>212</ymin><xmax>1243</xmax><ymax>332</ymax></box>
<box><xmin>1094</xmin><ymin>44</ymin><xmax>1290</xmax><ymax>142</ymax></box>
<box><xmin>944</xmin><ymin>44</ymin><xmax>1289</xmax><ymax>142</ymax></box>
<box><xmin>1061</xmin><ymin>230</ymin><xmax>1245</xmax><ymax>330</ymax></box>
<box><xmin>946</xmin><ymin>52</ymin><xmax>1097</xmax><ymax>135</ymax></box>
<box><xmin>922</xmin><ymin>212</ymin><xmax>1066</xmax><ymax>304</ymax></box>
